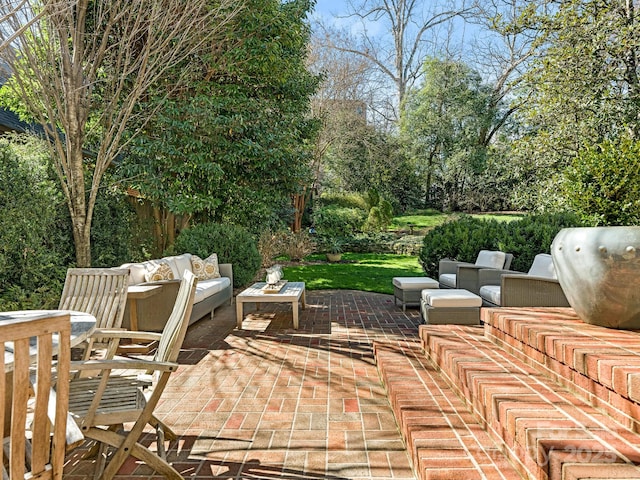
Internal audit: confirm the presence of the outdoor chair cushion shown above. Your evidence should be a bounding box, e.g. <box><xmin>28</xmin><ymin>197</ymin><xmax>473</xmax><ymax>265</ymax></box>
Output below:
<box><xmin>478</xmin><ymin>253</ymin><xmax>568</xmax><ymax>307</ymax></box>
<box><xmin>421</xmin><ymin>289</ymin><xmax>482</xmax><ymax>308</ymax></box>
<box><xmin>527</xmin><ymin>253</ymin><xmax>557</xmax><ymax>278</ymax></box>
<box><xmin>476</xmin><ymin>250</ymin><xmax>506</xmax><ymax>269</ymax></box>
<box><xmin>478</xmin><ymin>285</ymin><xmax>502</xmax><ymax>306</ymax></box>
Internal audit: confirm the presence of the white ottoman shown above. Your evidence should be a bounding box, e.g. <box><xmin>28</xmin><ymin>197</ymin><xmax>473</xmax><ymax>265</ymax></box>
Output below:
<box><xmin>420</xmin><ymin>289</ymin><xmax>482</xmax><ymax>325</ymax></box>
<box><xmin>392</xmin><ymin>277</ymin><xmax>439</xmax><ymax>311</ymax></box>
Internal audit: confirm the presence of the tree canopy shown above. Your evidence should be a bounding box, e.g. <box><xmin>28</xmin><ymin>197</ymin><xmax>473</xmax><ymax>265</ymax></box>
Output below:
<box><xmin>123</xmin><ymin>0</ymin><xmax>321</xmax><ymax>234</ymax></box>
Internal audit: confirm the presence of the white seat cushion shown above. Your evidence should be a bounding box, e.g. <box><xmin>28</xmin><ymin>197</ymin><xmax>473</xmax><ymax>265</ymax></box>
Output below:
<box><xmin>438</xmin><ymin>273</ymin><xmax>457</xmax><ymax>288</ymax></box>
<box><xmin>422</xmin><ymin>289</ymin><xmax>482</xmax><ymax>308</ymax></box>
<box><xmin>393</xmin><ymin>277</ymin><xmax>439</xmax><ymax>289</ymax></box>
<box><xmin>193</xmin><ymin>277</ymin><xmax>231</xmax><ymax>304</ymax></box>
<box><xmin>476</xmin><ymin>250</ymin><xmax>506</xmax><ymax>269</ymax></box>
<box><xmin>479</xmin><ymin>285</ymin><xmax>501</xmax><ymax>306</ymax></box>
<box><xmin>527</xmin><ymin>253</ymin><xmax>556</xmax><ymax>279</ymax></box>
<box><xmin>120</xmin><ymin>262</ymin><xmax>151</xmax><ymax>285</ymax></box>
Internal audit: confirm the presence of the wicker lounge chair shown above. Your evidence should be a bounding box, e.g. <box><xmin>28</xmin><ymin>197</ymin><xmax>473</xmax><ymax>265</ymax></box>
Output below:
<box><xmin>478</xmin><ymin>253</ymin><xmax>569</xmax><ymax>307</ymax></box>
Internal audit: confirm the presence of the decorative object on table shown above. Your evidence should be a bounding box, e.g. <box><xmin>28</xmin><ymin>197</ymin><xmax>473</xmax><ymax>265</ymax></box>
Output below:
<box><xmin>265</xmin><ymin>264</ymin><xmax>283</xmax><ymax>285</ymax></box>
<box><xmin>551</xmin><ymin>226</ymin><xmax>640</xmax><ymax>329</ymax></box>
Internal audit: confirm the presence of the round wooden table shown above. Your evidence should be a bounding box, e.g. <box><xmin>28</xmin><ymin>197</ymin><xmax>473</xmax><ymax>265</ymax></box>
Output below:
<box><xmin>1</xmin><ymin>310</ymin><xmax>97</xmax><ymax>368</ymax></box>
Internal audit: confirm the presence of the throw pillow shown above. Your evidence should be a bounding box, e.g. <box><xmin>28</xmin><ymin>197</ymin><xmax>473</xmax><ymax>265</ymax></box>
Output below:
<box><xmin>144</xmin><ymin>261</ymin><xmax>175</xmax><ymax>282</ymax></box>
<box><xmin>191</xmin><ymin>253</ymin><xmax>221</xmax><ymax>280</ymax></box>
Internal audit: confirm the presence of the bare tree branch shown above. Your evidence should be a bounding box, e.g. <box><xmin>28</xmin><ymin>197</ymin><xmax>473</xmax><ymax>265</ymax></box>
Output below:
<box><xmin>0</xmin><ymin>0</ymin><xmax>241</xmax><ymax>266</ymax></box>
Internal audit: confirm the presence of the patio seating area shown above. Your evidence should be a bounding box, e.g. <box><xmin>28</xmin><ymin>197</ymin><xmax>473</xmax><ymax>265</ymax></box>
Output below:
<box><xmin>61</xmin><ymin>288</ymin><xmax>640</xmax><ymax>480</ymax></box>
<box><xmin>63</xmin><ymin>289</ymin><xmax>422</xmax><ymax>480</ymax></box>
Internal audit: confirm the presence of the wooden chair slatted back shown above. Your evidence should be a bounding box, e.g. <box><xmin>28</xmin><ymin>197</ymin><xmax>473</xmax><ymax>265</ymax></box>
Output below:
<box><xmin>0</xmin><ymin>313</ymin><xmax>71</xmax><ymax>480</ymax></box>
<box><xmin>58</xmin><ymin>268</ymin><xmax>129</xmax><ymax>331</ymax></box>
<box><xmin>154</xmin><ymin>270</ymin><xmax>197</xmax><ymax>364</ymax></box>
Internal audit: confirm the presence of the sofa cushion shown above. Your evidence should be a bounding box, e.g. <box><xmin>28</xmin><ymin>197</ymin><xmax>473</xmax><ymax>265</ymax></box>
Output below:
<box><xmin>163</xmin><ymin>254</ymin><xmax>193</xmax><ymax>279</ymax></box>
<box><xmin>476</xmin><ymin>250</ymin><xmax>506</xmax><ymax>269</ymax></box>
<box><xmin>479</xmin><ymin>285</ymin><xmax>501</xmax><ymax>306</ymax></box>
<box><xmin>193</xmin><ymin>277</ymin><xmax>231</xmax><ymax>304</ymax></box>
<box><xmin>191</xmin><ymin>253</ymin><xmax>221</xmax><ymax>280</ymax></box>
<box><xmin>527</xmin><ymin>253</ymin><xmax>556</xmax><ymax>279</ymax></box>
<box><xmin>121</xmin><ymin>262</ymin><xmax>151</xmax><ymax>285</ymax></box>
<box><xmin>144</xmin><ymin>261</ymin><xmax>174</xmax><ymax>282</ymax></box>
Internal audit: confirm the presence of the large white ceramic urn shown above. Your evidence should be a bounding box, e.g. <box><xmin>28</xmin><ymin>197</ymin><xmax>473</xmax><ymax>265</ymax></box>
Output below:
<box><xmin>551</xmin><ymin>226</ymin><xmax>640</xmax><ymax>330</ymax></box>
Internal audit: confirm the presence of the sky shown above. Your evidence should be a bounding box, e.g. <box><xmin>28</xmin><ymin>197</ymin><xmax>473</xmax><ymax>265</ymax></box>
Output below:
<box><xmin>313</xmin><ymin>0</ymin><xmax>347</xmax><ymax>17</ymax></box>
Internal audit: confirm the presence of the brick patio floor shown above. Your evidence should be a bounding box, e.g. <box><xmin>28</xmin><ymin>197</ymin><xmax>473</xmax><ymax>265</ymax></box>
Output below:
<box><xmin>64</xmin><ymin>289</ymin><xmax>422</xmax><ymax>480</ymax></box>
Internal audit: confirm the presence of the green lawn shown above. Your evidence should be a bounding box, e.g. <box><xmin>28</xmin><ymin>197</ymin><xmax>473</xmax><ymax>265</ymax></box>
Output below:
<box><xmin>281</xmin><ymin>211</ymin><xmax>523</xmax><ymax>294</ymax></box>
<box><xmin>282</xmin><ymin>253</ymin><xmax>423</xmax><ymax>295</ymax></box>
<box><xmin>389</xmin><ymin>210</ymin><xmax>523</xmax><ymax>234</ymax></box>
<box><xmin>389</xmin><ymin>209</ymin><xmax>448</xmax><ymax>232</ymax></box>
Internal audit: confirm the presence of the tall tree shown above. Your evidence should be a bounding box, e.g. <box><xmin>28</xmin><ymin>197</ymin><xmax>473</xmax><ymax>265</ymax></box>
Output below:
<box><xmin>315</xmin><ymin>0</ymin><xmax>475</xmax><ymax>122</ymax></box>
<box><xmin>511</xmin><ymin>0</ymin><xmax>640</xmax><ymax>210</ymax></box>
<box><xmin>468</xmin><ymin>0</ymin><xmax>540</xmax><ymax>146</ymax></box>
<box><xmin>400</xmin><ymin>57</ymin><xmax>495</xmax><ymax>210</ymax></box>
<box><xmin>124</xmin><ymin>0</ymin><xmax>321</xmax><ymax>237</ymax></box>
<box><xmin>0</xmin><ymin>0</ymin><xmax>238</xmax><ymax>267</ymax></box>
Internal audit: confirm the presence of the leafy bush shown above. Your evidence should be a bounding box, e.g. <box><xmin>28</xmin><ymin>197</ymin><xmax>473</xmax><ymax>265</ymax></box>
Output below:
<box><xmin>318</xmin><ymin>192</ymin><xmax>368</xmax><ymax>210</ymax></box>
<box><xmin>564</xmin><ymin>137</ymin><xmax>640</xmax><ymax>226</ymax></box>
<box><xmin>0</xmin><ymin>135</ymin><xmax>72</xmax><ymax>309</ymax></box>
<box><xmin>312</xmin><ymin>204</ymin><xmax>367</xmax><ymax>237</ymax></box>
<box><xmin>499</xmin><ymin>212</ymin><xmax>585</xmax><ymax>271</ymax></box>
<box><xmin>419</xmin><ymin>216</ymin><xmax>508</xmax><ymax>277</ymax></box>
<box><xmin>364</xmin><ymin>199</ymin><xmax>394</xmax><ymax>232</ymax></box>
<box><xmin>174</xmin><ymin>222</ymin><xmax>261</xmax><ymax>287</ymax></box>
<box><xmin>418</xmin><ymin>212</ymin><xmax>585</xmax><ymax>277</ymax></box>
<box><xmin>91</xmin><ymin>184</ymin><xmax>150</xmax><ymax>267</ymax></box>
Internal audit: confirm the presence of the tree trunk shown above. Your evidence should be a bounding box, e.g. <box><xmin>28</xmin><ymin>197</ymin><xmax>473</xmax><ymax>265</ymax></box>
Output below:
<box><xmin>291</xmin><ymin>192</ymin><xmax>307</xmax><ymax>233</ymax></box>
<box><xmin>67</xmin><ymin>135</ymin><xmax>92</xmax><ymax>267</ymax></box>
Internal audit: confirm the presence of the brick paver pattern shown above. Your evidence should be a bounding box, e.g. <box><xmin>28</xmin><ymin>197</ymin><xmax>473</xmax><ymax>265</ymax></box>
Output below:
<box><xmin>64</xmin><ymin>290</ymin><xmax>422</xmax><ymax>480</ymax></box>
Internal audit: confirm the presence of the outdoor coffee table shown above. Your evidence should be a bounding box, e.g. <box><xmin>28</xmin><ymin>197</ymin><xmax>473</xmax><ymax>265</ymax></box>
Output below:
<box><xmin>236</xmin><ymin>281</ymin><xmax>306</xmax><ymax>329</ymax></box>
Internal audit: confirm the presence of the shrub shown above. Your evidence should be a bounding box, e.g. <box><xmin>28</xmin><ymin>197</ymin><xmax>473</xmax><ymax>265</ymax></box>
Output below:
<box><xmin>500</xmin><ymin>212</ymin><xmax>585</xmax><ymax>272</ymax></box>
<box><xmin>281</xmin><ymin>231</ymin><xmax>315</xmax><ymax>261</ymax></box>
<box><xmin>257</xmin><ymin>230</ymin><xmax>287</xmax><ymax>267</ymax></box>
<box><xmin>418</xmin><ymin>212</ymin><xmax>585</xmax><ymax>277</ymax></box>
<box><xmin>174</xmin><ymin>222</ymin><xmax>261</xmax><ymax>287</ymax></box>
<box><xmin>419</xmin><ymin>216</ymin><xmax>508</xmax><ymax>277</ymax></box>
<box><xmin>312</xmin><ymin>204</ymin><xmax>367</xmax><ymax>237</ymax></box>
<box><xmin>91</xmin><ymin>184</ymin><xmax>149</xmax><ymax>267</ymax></box>
<box><xmin>0</xmin><ymin>135</ymin><xmax>73</xmax><ymax>310</ymax></box>
<box><xmin>564</xmin><ymin>136</ymin><xmax>640</xmax><ymax>226</ymax></box>
<box><xmin>318</xmin><ymin>192</ymin><xmax>368</xmax><ymax>210</ymax></box>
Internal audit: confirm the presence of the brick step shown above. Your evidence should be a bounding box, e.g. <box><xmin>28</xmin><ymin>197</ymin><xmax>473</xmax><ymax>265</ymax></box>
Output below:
<box><xmin>373</xmin><ymin>340</ymin><xmax>525</xmax><ymax>480</ymax></box>
<box><xmin>420</xmin><ymin>324</ymin><xmax>640</xmax><ymax>480</ymax></box>
<box><xmin>482</xmin><ymin>307</ymin><xmax>640</xmax><ymax>432</ymax></box>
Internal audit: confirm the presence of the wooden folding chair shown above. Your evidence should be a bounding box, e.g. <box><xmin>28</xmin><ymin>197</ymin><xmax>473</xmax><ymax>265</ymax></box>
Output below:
<box><xmin>59</xmin><ymin>268</ymin><xmax>129</xmax><ymax>360</ymax></box>
<box><xmin>0</xmin><ymin>312</ymin><xmax>71</xmax><ymax>480</ymax></box>
<box><xmin>66</xmin><ymin>270</ymin><xmax>197</xmax><ymax>480</ymax></box>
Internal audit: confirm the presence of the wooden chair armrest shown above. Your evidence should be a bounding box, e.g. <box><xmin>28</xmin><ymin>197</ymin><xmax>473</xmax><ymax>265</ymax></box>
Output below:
<box><xmin>70</xmin><ymin>358</ymin><xmax>178</xmax><ymax>373</ymax></box>
<box><xmin>93</xmin><ymin>328</ymin><xmax>162</xmax><ymax>343</ymax></box>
